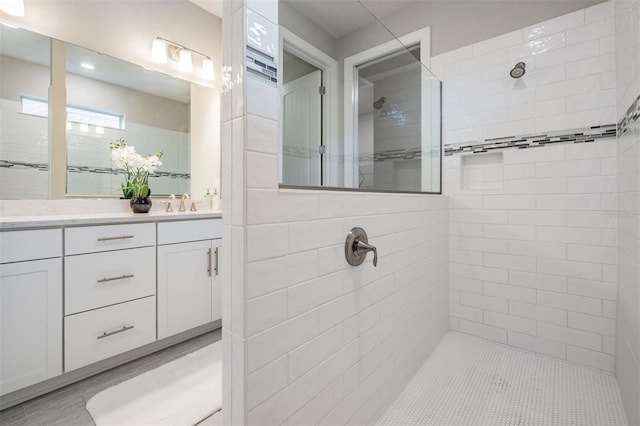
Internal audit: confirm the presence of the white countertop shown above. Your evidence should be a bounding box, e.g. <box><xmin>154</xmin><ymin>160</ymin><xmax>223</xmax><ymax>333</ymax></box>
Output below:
<box><xmin>0</xmin><ymin>210</ymin><xmax>222</xmax><ymax>230</ymax></box>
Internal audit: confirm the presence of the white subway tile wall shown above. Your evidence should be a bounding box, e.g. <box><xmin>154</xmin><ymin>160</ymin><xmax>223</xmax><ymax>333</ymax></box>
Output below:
<box><xmin>432</xmin><ymin>2</ymin><xmax>616</xmax><ymax>145</ymax></box>
<box><xmin>222</xmin><ymin>2</ymin><xmax>449</xmax><ymax>425</ymax></box>
<box><xmin>446</xmin><ymin>139</ymin><xmax>618</xmax><ymax>373</ymax></box>
<box><xmin>441</xmin><ymin>1</ymin><xmax>622</xmax><ymax>374</ymax></box>
<box><xmin>614</xmin><ymin>0</ymin><xmax>640</xmax><ymax>423</ymax></box>
<box><xmin>246</xmin><ymin>192</ymin><xmax>449</xmax><ymax>425</ymax></box>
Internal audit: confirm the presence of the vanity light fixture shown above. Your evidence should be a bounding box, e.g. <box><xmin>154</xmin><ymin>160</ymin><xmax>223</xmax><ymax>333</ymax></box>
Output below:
<box><xmin>179</xmin><ymin>49</ymin><xmax>193</xmax><ymax>72</ymax></box>
<box><xmin>202</xmin><ymin>58</ymin><xmax>215</xmax><ymax>79</ymax></box>
<box><xmin>150</xmin><ymin>37</ymin><xmax>214</xmax><ymax>79</ymax></box>
<box><xmin>0</xmin><ymin>0</ymin><xmax>25</xmax><ymax>17</ymax></box>
<box><xmin>151</xmin><ymin>38</ymin><xmax>167</xmax><ymax>64</ymax></box>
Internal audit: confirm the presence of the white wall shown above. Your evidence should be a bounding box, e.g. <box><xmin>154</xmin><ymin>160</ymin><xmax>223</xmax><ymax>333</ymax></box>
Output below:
<box><xmin>443</xmin><ymin>2</ymin><xmax>620</xmax><ymax>372</ymax></box>
<box><xmin>614</xmin><ymin>0</ymin><xmax>640</xmax><ymax>423</ymax></box>
<box><xmin>221</xmin><ymin>1</ymin><xmax>449</xmax><ymax>424</ymax></box>
<box><xmin>432</xmin><ymin>2</ymin><xmax>616</xmax><ymax>146</ymax></box>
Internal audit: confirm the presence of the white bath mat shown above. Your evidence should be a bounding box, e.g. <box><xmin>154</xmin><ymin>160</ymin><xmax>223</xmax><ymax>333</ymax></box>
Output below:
<box><xmin>86</xmin><ymin>341</ymin><xmax>222</xmax><ymax>426</ymax></box>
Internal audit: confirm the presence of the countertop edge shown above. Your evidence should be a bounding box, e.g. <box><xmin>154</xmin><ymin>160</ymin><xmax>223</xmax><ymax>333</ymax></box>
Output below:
<box><xmin>0</xmin><ymin>211</ymin><xmax>223</xmax><ymax>230</ymax></box>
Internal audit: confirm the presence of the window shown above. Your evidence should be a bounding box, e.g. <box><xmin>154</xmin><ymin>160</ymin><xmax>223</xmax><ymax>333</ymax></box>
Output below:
<box><xmin>20</xmin><ymin>95</ymin><xmax>126</xmax><ymax>130</ymax></box>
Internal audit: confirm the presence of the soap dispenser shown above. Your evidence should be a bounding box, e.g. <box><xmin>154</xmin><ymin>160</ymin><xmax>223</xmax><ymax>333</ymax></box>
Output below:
<box><xmin>205</xmin><ymin>188</ymin><xmax>213</xmax><ymax>210</ymax></box>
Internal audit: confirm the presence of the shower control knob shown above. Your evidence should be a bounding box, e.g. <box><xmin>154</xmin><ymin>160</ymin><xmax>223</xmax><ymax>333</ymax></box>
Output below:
<box><xmin>345</xmin><ymin>227</ymin><xmax>378</xmax><ymax>267</ymax></box>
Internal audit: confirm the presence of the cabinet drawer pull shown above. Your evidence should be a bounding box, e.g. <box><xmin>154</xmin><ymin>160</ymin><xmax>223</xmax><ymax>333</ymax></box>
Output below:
<box><xmin>97</xmin><ymin>325</ymin><xmax>134</xmax><ymax>340</ymax></box>
<box><xmin>214</xmin><ymin>247</ymin><xmax>219</xmax><ymax>276</ymax></box>
<box><xmin>97</xmin><ymin>274</ymin><xmax>134</xmax><ymax>284</ymax></box>
<box><xmin>207</xmin><ymin>248</ymin><xmax>212</xmax><ymax>277</ymax></box>
<box><xmin>96</xmin><ymin>235</ymin><xmax>134</xmax><ymax>242</ymax></box>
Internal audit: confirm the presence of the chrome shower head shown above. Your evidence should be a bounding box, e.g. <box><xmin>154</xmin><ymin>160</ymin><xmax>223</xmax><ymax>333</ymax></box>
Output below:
<box><xmin>510</xmin><ymin>62</ymin><xmax>526</xmax><ymax>79</ymax></box>
<box><xmin>373</xmin><ymin>97</ymin><xmax>386</xmax><ymax>110</ymax></box>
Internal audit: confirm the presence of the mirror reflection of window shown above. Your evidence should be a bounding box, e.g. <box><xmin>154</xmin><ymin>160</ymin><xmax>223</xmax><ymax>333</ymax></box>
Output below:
<box><xmin>64</xmin><ymin>43</ymin><xmax>191</xmax><ymax>197</ymax></box>
<box><xmin>0</xmin><ymin>26</ymin><xmax>51</xmax><ymax>200</ymax></box>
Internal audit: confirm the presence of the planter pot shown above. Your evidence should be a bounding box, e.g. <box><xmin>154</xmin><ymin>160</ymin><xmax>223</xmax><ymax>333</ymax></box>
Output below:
<box><xmin>130</xmin><ymin>197</ymin><xmax>152</xmax><ymax>213</ymax></box>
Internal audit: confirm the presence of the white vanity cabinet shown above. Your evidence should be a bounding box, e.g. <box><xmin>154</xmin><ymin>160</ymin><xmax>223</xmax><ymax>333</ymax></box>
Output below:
<box><xmin>63</xmin><ymin>223</ymin><xmax>157</xmax><ymax>372</ymax></box>
<box><xmin>0</xmin><ymin>214</ymin><xmax>222</xmax><ymax>408</ymax></box>
<box><xmin>0</xmin><ymin>229</ymin><xmax>63</xmax><ymax>396</ymax></box>
<box><xmin>157</xmin><ymin>219</ymin><xmax>222</xmax><ymax>339</ymax></box>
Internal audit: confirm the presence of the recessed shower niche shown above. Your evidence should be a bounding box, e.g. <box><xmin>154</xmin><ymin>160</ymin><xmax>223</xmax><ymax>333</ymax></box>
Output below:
<box><xmin>461</xmin><ymin>151</ymin><xmax>504</xmax><ymax>191</ymax></box>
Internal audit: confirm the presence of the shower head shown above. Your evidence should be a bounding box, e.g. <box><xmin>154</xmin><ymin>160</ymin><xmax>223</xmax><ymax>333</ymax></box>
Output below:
<box><xmin>510</xmin><ymin>62</ymin><xmax>526</xmax><ymax>79</ymax></box>
<box><xmin>373</xmin><ymin>97</ymin><xmax>386</xmax><ymax>110</ymax></box>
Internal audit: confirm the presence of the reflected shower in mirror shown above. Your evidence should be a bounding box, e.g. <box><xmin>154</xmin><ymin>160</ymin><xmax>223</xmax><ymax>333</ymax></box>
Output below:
<box><xmin>0</xmin><ymin>25</ymin><xmax>51</xmax><ymax>199</ymax></box>
<box><xmin>279</xmin><ymin>0</ymin><xmax>441</xmax><ymax>193</ymax></box>
<box><xmin>64</xmin><ymin>43</ymin><xmax>191</xmax><ymax>197</ymax></box>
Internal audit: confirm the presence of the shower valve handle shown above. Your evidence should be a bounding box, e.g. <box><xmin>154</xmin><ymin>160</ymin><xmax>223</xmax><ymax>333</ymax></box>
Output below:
<box><xmin>345</xmin><ymin>227</ymin><xmax>378</xmax><ymax>267</ymax></box>
<box><xmin>355</xmin><ymin>239</ymin><xmax>377</xmax><ymax>267</ymax></box>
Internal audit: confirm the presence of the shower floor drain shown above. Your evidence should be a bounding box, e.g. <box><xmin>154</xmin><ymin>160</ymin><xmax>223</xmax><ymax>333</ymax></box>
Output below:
<box><xmin>376</xmin><ymin>332</ymin><xmax>627</xmax><ymax>426</ymax></box>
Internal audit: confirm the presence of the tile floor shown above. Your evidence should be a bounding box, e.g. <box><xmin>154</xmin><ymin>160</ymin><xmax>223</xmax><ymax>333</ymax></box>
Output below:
<box><xmin>3</xmin><ymin>329</ymin><xmax>627</xmax><ymax>425</ymax></box>
<box><xmin>0</xmin><ymin>329</ymin><xmax>221</xmax><ymax>426</ymax></box>
<box><xmin>377</xmin><ymin>332</ymin><xmax>628</xmax><ymax>425</ymax></box>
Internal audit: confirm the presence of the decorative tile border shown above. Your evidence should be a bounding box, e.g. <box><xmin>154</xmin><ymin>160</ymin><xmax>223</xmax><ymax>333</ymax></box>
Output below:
<box><xmin>618</xmin><ymin>93</ymin><xmax>640</xmax><ymax>136</ymax></box>
<box><xmin>444</xmin><ymin>124</ymin><xmax>617</xmax><ymax>156</ymax></box>
<box><xmin>0</xmin><ymin>160</ymin><xmax>190</xmax><ymax>180</ymax></box>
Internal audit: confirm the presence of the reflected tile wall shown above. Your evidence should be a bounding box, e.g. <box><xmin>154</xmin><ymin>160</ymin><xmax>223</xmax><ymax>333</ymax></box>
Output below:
<box><xmin>0</xmin><ymin>99</ymin><xmax>49</xmax><ymax>199</ymax></box>
<box><xmin>65</xmin><ymin>122</ymin><xmax>189</xmax><ymax>196</ymax></box>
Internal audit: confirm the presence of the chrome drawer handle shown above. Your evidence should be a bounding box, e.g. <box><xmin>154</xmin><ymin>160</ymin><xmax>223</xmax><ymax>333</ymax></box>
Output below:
<box><xmin>207</xmin><ymin>248</ymin><xmax>212</xmax><ymax>277</ymax></box>
<box><xmin>97</xmin><ymin>325</ymin><xmax>134</xmax><ymax>340</ymax></box>
<box><xmin>214</xmin><ymin>247</ymin><xmax>219</xmax><ymax>276</ymax></box>
<box><xmin>97</xmin><ymin>274</ymin><xmax>134</xmax><ymax>284</ymax></box>
<box><xmin>96</xmin><ymin>235</ymin><xmax>134</xmax><ymax>242</ymax></box>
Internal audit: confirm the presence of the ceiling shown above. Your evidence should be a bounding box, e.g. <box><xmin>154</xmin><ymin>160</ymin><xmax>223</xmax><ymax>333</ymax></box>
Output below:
<box><xmin>189</xmin><ymin>0</ymin><xmax>223</xmax><ymax>18</ymax></box>
<box><xmin>284</xmin><ymin>0</ymin><xmax>420</xmax><ymax>39</ymax></box>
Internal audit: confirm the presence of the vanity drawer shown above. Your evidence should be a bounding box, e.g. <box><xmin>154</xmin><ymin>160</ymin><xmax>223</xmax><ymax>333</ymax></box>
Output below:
<box><xmin>65</xmin><ymin>223</ymin><xmax>155</xmax><ymax>255</ymax></box>
<box><xmin>0</xmin><ymin>229</ymin><xmax>62</xmax><ymax>263</ymax></box>
<box><xmin>157</xmin><ymin>219</ymin><xmax>222</xmax><ymax>245</ymax></box>
<box><xmin>64</xmin><ymin>296</ymin><xmax>156</xmax><ymax>372</ymax></box>
<box><xmin>65</xmin><ymin>247</ymin><xmax>156</xmax><ymax>315</ymax></box>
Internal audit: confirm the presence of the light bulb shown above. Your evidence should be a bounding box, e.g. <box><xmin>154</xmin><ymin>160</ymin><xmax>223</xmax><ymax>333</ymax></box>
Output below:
<box><xmin>0</xmin><ymin>0</ymin><xmax>24</xmax><ymax>17</ymax></box>
<box><xmin>179</xmin><ymin>49</ymin><xmax>193</xmax><ymax>72</ymax></box>
<box><xmin>151</xmin><ymin>38</ymin><xmax>167</xmax><ymax>64</ymax></box>
<box><xmin>202</xmin><ymin>58</ymin><xmax>215</xmax><ymax>79</ymax></box>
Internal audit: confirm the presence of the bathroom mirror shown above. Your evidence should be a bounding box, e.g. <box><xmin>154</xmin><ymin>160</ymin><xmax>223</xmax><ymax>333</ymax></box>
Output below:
<box><xmin>0</xmin><ymin>25</ymin><xmax>51</xmax><ymax>199</ymax></box>
<box><xmin>279</xmin><ymin>0</ymin><xmax>441</xmax><ymax>193</ymax></box>
<box><xmin>0</xmin><ymin>4</ymin><xmax>220</xmax><ymax>201</ymax></box>
<box><xmin>64</xmin><ymin>42</ymin><xmax>192</xmax><ymax>197</ymax></box>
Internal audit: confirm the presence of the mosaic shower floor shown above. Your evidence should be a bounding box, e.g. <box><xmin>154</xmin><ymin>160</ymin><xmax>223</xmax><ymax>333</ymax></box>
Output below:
<box><xmin>377</xmin><ymin>332</ymin><xmax>627</xmax><ymax>426</ymax></box>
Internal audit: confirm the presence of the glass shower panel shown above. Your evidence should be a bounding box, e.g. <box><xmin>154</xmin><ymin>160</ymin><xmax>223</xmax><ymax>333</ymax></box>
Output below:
<box><xmin>356</xmin><ymin>47</ymin><xmax>441</xmax><ymax>193</ymax></box>
<box><xmin>279</xmin><ymin>0</ymin><xmax>442</xmax><ymax>193</ymax></box>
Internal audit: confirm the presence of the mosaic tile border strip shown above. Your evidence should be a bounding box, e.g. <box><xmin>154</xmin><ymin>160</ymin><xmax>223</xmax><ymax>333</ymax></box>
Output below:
<box><xmin>282</xmin><ymin>146</ymin><xmax>440</xmax><ymax>162</ymax></box>
<box><xmin>618</xmin><ymin>93</ymin><xmax>640</xmax><ymax>136</ymax></box>
<box><xmin>0</xmin><ymin>160</ymin><xmax>190</xmax><ymax>180</ymax></box>
<box><xmin>444</xmin><ymin>124</ymin><xmax>617</xmax><ymax>156</ymax></box>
